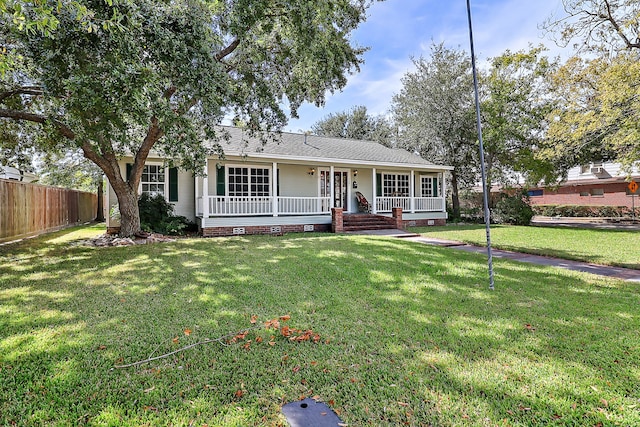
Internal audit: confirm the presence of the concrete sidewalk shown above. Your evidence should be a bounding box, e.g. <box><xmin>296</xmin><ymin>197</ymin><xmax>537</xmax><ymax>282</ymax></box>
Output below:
<box><xmin>351</xmin><ymin>229</ymin><xmax>640</xmax><ymax>282</ymax></box>
<box><xmin>402</xmin><ymin>235</ymin><xmax>640</xmax><ymax>282</ymax></box>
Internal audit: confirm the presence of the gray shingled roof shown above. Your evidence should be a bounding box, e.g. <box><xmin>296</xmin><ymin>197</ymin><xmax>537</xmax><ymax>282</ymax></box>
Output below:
<box><xmin>210</xmin><ymin>126</ymin><xmax>450</xmax><ymax>169</ymax></box>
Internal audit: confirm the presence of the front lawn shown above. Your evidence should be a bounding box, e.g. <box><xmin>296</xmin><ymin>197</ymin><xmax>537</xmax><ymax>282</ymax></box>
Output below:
<box><xmin>1</xmin><ymin>225</ymin><xmax>639</xmax><ymax>426</ymax></box>
<box><xmin>411</xmin><ymin>224</ymin><xmax>640</xmax><ymax>269</ymax></box>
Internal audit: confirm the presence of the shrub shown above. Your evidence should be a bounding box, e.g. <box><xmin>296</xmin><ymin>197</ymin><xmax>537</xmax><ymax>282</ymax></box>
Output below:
<box><xmin>532</xmin><ymin>204</ymin><xmax>631</xmax><ymax>218</ymax></box>
<box><xmin>138</xmin><ymin>193</ymin><xmax>191</xmax><ymax>235</ymax></box>
<box><xmin>492</xmin><ymin>191</ymin><xmax>534</xmax><ymax>225</ymax></box>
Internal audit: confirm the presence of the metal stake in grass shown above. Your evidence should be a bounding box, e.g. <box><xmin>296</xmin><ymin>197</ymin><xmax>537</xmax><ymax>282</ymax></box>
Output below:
<box><xmin>466</xmin><ymin>0</ymin><xmax>495</xmax><ymax>290</ymax></box>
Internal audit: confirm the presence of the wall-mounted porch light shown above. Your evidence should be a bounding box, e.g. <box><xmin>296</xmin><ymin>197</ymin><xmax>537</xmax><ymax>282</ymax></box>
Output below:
<box><xmin>308</xmin><ymin>168</ymin><xmax>315</xmax><ymax>176</ymax></box>
<box><xmin>353</xmin><ymin>169</ymin><xmax>358</xmax><ymax>177</ymax></box>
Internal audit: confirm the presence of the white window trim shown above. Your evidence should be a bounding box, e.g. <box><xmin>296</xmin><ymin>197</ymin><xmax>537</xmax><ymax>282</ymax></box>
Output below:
<box><xmin>420</xmin><ymin>174</ymin><xmax>438</xmax><ymax>198</ymax></box>
<box><xmin>139</xmin><ymin>162</ymin><xmax>168</xmax><ymax>199</ymax></box>
<box><xmin>381</xmin><ymin>172</ymin><xmax>410</xmax><ymax>197</ymax></box>
<box><xmin>225</xmin><ymin>163</ymin><xmax>272</xmax><ymax>197</ymax></box>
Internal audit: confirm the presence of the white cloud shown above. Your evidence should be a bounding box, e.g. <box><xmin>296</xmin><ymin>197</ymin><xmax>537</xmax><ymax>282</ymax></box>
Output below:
<box><xmin>285</xmin><ymin>0</ymin><xmax>571</xmax><ymax>133</ymax></box>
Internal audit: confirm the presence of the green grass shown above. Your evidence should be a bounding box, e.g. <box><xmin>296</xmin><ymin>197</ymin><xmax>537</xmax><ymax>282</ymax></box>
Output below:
<box><xmin>411</xmin><ymin>224</ymin><xmax>640</xmax><ymax>269</ymax></box>
<box><xmin>1</xmin><ymin>224</ymin><xmax>640</xmax><ymax>426</ymax></box>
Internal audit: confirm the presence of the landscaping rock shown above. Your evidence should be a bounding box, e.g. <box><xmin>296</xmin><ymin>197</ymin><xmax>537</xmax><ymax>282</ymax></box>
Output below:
<box><xmin>76</xmin><ymin>233</ymin><xmax>176</xmax><ymax>247</ymax></box>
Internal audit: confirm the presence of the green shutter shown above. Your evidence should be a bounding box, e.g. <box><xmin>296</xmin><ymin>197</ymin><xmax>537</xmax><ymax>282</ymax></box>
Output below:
<box><xmin>433</xmin><ymin>177</ymin><xmax>438</xmax><ymax>197</ymax></box>
<box><xmin>216</xmin><ymin>167</ymin><xmax>225</xmax><ymax>196</ymax></box>
<box><xmin>376</xmin><ymin>173</ymin><xmax>382</xmax><ymax>197</ymax></box>
<box><xmin>126</xmin><ymin>163</ymin><xmax>132</xmax><ymax>181</ymax></box>
<box><xmin>168</xmin><ymin>167</ymin><xmax>178</xmax><ymax>202</ymax></box>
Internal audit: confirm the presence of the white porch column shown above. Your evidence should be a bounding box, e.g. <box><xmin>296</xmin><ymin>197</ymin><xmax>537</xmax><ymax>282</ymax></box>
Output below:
<box><xmin>272</xmin><ymin>162</ymin><xmax>278</xmax><ymax>217</ymax></box>
<box><xmin>440</xmin><ymin>171</ymin><xmax>447</xmax><ymax>212</ymax></box>
<box><xmin>372</xmin><ymin>168</ymin><xmax>377</xmax><ymax>214</ymax></box>
<box><xmin>410</xmin><ymin>170</ymin><xmax>415</xmax><ymax>213</ymax></box>
<box><xmin>202</xmin><ymin>159</ymin><xmax>210</xmax><ymax>218</ymax></box>
<box><xmin>330</xmin><ymin>165</ymin><xmax>335</xmax><ymax>208</ymax></box>
<box><xmin>195</xmin><ymin>171</ymin><xmax>200</xmax><ymax>216</ymax></box>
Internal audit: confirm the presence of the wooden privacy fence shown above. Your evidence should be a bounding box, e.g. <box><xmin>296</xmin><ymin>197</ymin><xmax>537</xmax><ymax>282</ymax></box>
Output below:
<box><xmin>0</xmin><ymin>179</ymin><xmax>98</xmax><ymax>242</ymax></box>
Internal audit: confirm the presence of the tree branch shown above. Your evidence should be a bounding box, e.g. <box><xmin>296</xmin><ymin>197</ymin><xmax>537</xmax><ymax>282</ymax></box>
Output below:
<box><xmin>0</xmin><ymin>86</ymin><xmax>44</xmax><ymax>102</ymax></box>
<box><xmin>114</xmin><ymin>324</ymin><xmax>264</xmax><ymax>369</ymax></box>
<box><xmin>215</xmin><ymin>38</ymin><xmax>240</xmax><ymax>61</ymax></box>
<box><xmin>0</xmin><ymin>108</ymin><xmax>75</xmax><ymax>139</ymax></box>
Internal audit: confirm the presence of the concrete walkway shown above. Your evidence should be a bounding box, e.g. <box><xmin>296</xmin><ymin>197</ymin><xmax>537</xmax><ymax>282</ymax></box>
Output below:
<box><xmin>352</xmin><ymin>229</ymin><xmax>640</xmax><ymax>282</ymax></box>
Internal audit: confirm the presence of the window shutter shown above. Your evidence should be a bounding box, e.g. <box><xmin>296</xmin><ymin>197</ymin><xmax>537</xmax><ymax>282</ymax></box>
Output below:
<box><xmin>277</xmin><ymin>169</ymin><xmax>280</xmax><ymax>197</ymax></box>
<box><xmin>216</xmin><ymin>167</ymin><xmax>225</xmax><ymax>196</ymax></box>
<box><xmin>376</xmin><ymin>173</ymin><xmax>382</xmax><ymax>197</ymax></box>
<box><xmin>433</xmin><ymin>177</ymin><xmax>438</xmax><ymax>197</ymax></box>
<box><xmin>168</xmin><ymin>167</ymin><xmax>178</xmax><ymax>202</ymax></box>
<box><xmin>126</xmin><ymin>163</ymin><xmax>132</xmax><ymax>181</ymax></box>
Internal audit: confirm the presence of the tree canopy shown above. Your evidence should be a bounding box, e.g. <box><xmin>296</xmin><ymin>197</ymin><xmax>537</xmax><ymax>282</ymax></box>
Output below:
<box><xmin>391</xmin><ymin>43</ymin><xmax>478</xmax><ymax>218</ymax></box>
<box><xmin>1</xmin><ymin>0</ymin><xmax>375</xmax><ymax>236</ymax></box>
<box><xmin>311</xmin><ymin>105</ymin><xmax>394</xmax><ymax>146</ymax></box>
<box><xmin>543</xmin><ymin>0</ymin><xmax>640</xmax><ymax>53</ymax></box>
<box><xmin>480</xmin><ymin>46</ymin><xmax>557</xmax><ymax>190</ymax></box>
<box><xmin>540</xmin><ymin>0</ymin><xmax>640</xmax><ymax>177</ymax></box>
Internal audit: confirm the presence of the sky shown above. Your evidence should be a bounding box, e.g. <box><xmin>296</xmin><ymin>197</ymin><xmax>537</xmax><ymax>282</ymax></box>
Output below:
<box><xmin>284</xmin><ymin>0</ymin><xmax>571</xmax><ymax>133</ymax></box>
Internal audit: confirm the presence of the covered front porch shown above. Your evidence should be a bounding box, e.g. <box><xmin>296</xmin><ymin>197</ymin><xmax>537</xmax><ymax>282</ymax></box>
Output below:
<box><xmin>196</xmin><ymin>159</ymin><xmax>448</xmax><ymax>234</ymax></box>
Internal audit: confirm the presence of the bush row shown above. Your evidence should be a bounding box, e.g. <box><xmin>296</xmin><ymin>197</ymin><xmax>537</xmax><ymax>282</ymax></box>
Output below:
<box><xmin>532</xmin><ymin>204</ymin><xmax>633</xmax><ymax>218</ymax></box>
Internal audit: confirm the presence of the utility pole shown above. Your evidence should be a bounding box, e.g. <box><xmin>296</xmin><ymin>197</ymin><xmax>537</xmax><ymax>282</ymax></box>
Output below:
<box><xmin>466</xmin><ymin>0</ymin><xmax>495</xmax><ymax>290</ymax></box>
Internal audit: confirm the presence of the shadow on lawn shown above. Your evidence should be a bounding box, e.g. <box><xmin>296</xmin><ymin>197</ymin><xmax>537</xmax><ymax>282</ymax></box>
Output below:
<box><xmin>1</xmin><ymin>231</ymin><xmax>638</xmax><ymax>425</ymax></box>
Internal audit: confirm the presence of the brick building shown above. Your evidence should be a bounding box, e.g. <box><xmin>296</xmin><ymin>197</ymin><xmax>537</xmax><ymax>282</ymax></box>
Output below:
<box><xmin>527</xmin><ymin>161</ymin><xmax>640</xmax><ymax>208</ymax></box>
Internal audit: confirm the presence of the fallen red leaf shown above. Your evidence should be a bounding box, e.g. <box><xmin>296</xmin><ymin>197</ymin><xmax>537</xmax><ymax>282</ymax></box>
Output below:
<box><xmin>234</xmin><ymin>389</ymin><xmax>244</xmax><ymax>398</ymax></box>
<box><xmin>184</xmin><ymin>328</ymin><xmax>192</xmax><ymax>336</ymax></box>
<box><xmin>97</xmin><ymin>345</ymin><xmax>107</xmax><ymax>350</ymax></box>
<box><xmin>172</xmin><ymin>337</ymin><xmax>179</xmax><ymax>344</ymax></box>
<box><xmin>250</xmin><ymin>314</ymin><xmax>258</xmax><ymax>324</ymax></box>
<box><xmin>280</xmin><ymin>315</ymin><xmax>291</xmax><ymax>322</ymax></box>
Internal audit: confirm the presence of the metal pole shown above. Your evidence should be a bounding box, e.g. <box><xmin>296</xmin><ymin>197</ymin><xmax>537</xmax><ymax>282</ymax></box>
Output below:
<box><xmin>466</xmin><ymin>0</ymin><xmax>495</xmax><ymax>290</ymax></box>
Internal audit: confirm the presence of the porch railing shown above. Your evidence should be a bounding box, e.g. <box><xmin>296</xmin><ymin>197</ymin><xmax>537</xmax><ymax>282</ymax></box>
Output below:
<box><xmin>376</xmin><ymin>197</ymin><xmax>444</xmax><ymax>213</ymax></box>
<box><xmin>376</xmin><ymin>197</ymin><xmax>410</xmax><ymax>212</ymax></box>
<box><xmin>196</xmin><ymin>196</ymin><xmax>444</xmax><ymax>216</ymax></box>
<box><xmin>414</xmin><ymin>197</ymin><xmax>445</xmax><ymax>212</ymax></box>
<box><xmin>197</xmin><ymin>196</ymin><xmax>331</xmax><ymax>216</ymax></box>
<box><xmin>211</xmin><ymin>196</ymin><xmax>273</xmax><ymax>216</ymax></box>
<box><xmin>278</xmin><ymin>197</ymin><xmax>331</xmax><ymax>215</ymax></box>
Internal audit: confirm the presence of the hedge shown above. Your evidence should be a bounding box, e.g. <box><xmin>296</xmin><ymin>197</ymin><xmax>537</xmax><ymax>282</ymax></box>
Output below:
<box><xmin>532</xmin><ymin>205</ymin><xmax>632</xmax><ymax>218</ymax></box>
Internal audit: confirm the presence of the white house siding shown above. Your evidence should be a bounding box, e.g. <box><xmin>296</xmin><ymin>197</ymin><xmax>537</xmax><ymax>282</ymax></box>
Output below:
<box><xmin>278</xmin><ymin>163</ymin><xmax>318</xmax><ymax>197</ymax></box>
<box><xmin>107</xmin><ymin>158</ymin><xmax>195</xmax><ymax>228</ymax></box>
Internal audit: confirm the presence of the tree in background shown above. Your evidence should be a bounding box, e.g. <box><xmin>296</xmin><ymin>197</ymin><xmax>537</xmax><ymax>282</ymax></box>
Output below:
<box><xmin>38</xmin><ymin>150</ymin><xmax>105</xmax><ymax>221</ymax></box>
<box><xmin>1</xmin><ymin>0</ymin><xmax>374</xmax><ymax>236</ymax></box>
<box><xmin>543</xmin><ymin>0</ymin><xmax>640</xmax><ymax>53</ymax></box>
<box><xmin>392</xmin><ymin>43</ymin><xmax>478</xmax><ymax>219</ymax></box>
<box><xmin>311</xmin><ymin>105</ymin><xmax>395</xmax><ymax>146</ymax></box>
<box><xmin>480</xmin><ymin>46</ymin><xmax>557</xmax><ymax>193</ymax></box>
<box><xmin>541</xmin><ymin>53</ymin><xmax>640</xmax><ymax>175</ymax></box>
<box><xmin>540</xmin><ymin>1</ymin><xmax>640</xmax><ymax>176</ymax></box>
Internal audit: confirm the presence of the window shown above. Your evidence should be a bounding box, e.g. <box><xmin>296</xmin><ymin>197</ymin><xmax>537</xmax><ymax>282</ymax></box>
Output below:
<box><xmin>590</xmin><ymin>188</ymin><xmax>604</xmax><ymax>197</ymax></box>
<box><xmin>421</xmin><ymin>176</ymin><xmax>439</xmax><ymax>197</ymax></box>
<box><xmin>527</xmin><ymin>189</ymin><xmax>543</xmax><ymax>197</ymax></box>
<box><xmin>141</xmin><ymin>165</ymin><xmax>165</xmax><ymax>196</ymax></box>
<box><xmin>228</xmin><ymin>167</ymin><xmax>270</xmax><ymax>197</ymax></box>
<box><xmin>383</xmin><ymin>173</ymin><xmax>409</xmax><ymax>196</ymax></box>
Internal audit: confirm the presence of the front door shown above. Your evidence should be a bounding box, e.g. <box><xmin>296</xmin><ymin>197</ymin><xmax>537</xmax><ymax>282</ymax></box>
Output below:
<box><xmin>333</xmin><ymin>171</ymin><xmax>348</xmax><ymax>209</ymax></box>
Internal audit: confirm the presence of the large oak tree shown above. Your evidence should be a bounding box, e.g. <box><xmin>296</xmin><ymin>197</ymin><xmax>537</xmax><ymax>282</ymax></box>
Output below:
<box><xmin>540</xmin><ymin>0</ymin><xmax>640</xmax><ymax>176</ymax></box>
<box><xmin>391</xmin><ymin>43</ymin><xmax>478</xmax><ymax>218</ymax></box>
<box><xmin>1</xmin><ymin>0</ymin><xmax>375</xmax><ymax>236</ymax></box>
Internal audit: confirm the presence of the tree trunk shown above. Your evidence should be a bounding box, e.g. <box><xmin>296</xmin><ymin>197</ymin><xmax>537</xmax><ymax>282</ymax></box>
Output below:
<box><xmin>450</xmin><ymin>171</ymin><xmax>461</xmax><ymax>219</ymax></box>
<box><xmin>115</xmin><ymin>185</ymin><xmax>141</xmax><ymax>237</ymax></box>
<box><xmin>95</xmin><ymin>178</ymin><xmax>105</xmax><ymax>222</ymax></box>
